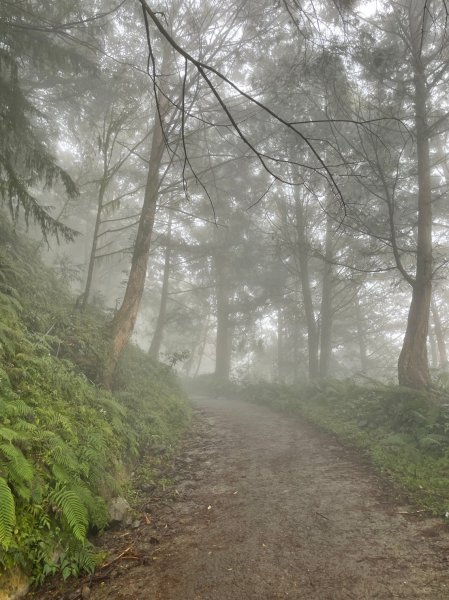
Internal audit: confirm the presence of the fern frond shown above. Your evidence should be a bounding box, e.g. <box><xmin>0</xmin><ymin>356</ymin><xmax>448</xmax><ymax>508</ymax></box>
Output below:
<box><xmin>48</xmin><ymin>413</ymin><xmax>73</xmax><ymax>434</ymax></box>
<box><xmin>51</xmin><ymin>486</ymin><xmax>88</xmax><ymax>542</ymax></box>
<box><xmin>71</xmin><ymin>482</ymin><xmax>108</xmax><ymax>530</ymax></box>
<box><xmin>3</xmin><ymin>398</ymin><xmax>33</xmax><ymax>417</ymax></box>
<box><xmin>51</xmin><ymin>464</ymin><xmax>71</xmax><ymax>483</ymax></box>
<box><xmin>0</xmin><ymin>426</ymin><xmax>18</xmax><ymax>442</ymax></box>
<box><xmin>0</xmin><ymin>442</ymin><xmax>34</xmax><ymax>482</ymax></box>
<box><xmin>48</xmin><ymin>442</ymin><xmax>79</xmax><ymax>473</ymax></box>
<box><xmin>0</xmin><ymin>476</ymin><xmax>15</xmax><ymax>548</ymax></box>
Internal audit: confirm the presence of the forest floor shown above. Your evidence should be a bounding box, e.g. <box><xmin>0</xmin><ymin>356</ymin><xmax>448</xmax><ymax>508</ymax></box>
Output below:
<box><xmin>33</xmin><ymin>396</ymin><xmax>449</xmax><ymax>600</ymax></box>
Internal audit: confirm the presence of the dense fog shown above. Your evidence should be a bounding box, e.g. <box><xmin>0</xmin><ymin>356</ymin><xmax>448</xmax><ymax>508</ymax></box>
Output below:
<box><xmin>4</xmin><ymin>0</ymin><xmax>449</xmax><ymax>388</ymax></box>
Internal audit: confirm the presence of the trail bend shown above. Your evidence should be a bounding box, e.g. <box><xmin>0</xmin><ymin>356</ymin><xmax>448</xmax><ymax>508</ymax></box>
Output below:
<box><xmin>41</xmin><ymin>395</ymin><xmax>449</xmax><ymax>599</ymax></box>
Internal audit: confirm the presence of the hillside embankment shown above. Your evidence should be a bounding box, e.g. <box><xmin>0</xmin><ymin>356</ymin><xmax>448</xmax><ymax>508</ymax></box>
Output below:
<box><xmin>0</xmin><ymin>223</ymin><xmax>190</xmax><ymax>593</ymax></box>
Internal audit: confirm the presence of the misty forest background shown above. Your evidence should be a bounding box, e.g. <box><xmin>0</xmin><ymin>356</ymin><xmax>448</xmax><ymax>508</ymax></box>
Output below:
<box><xmin>3</xmin><ymin>0</ymin><xmax>449</xmax><ymax>588</ymax></box>
<box><xmin>6</xmin><ymin>0</ymin><xmax>449</xmax><ymax>390</ymax></box>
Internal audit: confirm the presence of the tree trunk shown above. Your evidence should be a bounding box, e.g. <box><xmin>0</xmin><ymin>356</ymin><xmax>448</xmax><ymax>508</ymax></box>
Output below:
<box><xmin>355</xmin><ymin>291</ymin><xmax>369</xmax><ymax>373</ymax></box>
<box><xmin>277</xmin><ymin>307</ymin><xmax>285</xmax><ymax>383</ymax></box>
<box><xmin>398</xmin><ymin>49</ymin><xmax>432</xmax><ymax>389</ymax></box>
<box><xmin>214</xmin><ymin>252</ymin><xmax>231</xmax><ymax>380</ymax></box>
<box><xmin>81</xmin><ymin>179</ymin><xmax>107</xmax><ymax>309</ymax></box>
<box><xmin>429</xmin><ymin>326</ymin><xmax>438</xmax><ymax>369</ymax></box>
<box><xmin>102</xmin><ymin>48</ymin><xmax>171</xmax><ymax>387</ymax></box>
<box><xmin>148</xmin><ymin>211</ymin><xmax>173</xmax><ymax>358</ymax></box>
<box><xmin>431</xmin><ymin>299</ymin><xmax>448</xmax><ymax>368</ymax></box>
<box><xmin>294</xmin><ymin>191</ymin><xmax>319</xmax><ymax>380</ymax></box>
<box><xmin>319</xmin><ymin>211</ymin><xmax>333</xmax><ymax>379</ymax></box>
<box><xmin>194</xmin><ymin>317</ymin><xmax>210</xmax><ymax>377</ymax></box>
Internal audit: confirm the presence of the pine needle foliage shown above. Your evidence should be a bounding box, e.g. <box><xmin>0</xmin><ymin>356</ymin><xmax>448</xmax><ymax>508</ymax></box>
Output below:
<box><xmin>0</xmin><ymin>1</ymin><xmax>97</xmax><ymax>242</ymax></box>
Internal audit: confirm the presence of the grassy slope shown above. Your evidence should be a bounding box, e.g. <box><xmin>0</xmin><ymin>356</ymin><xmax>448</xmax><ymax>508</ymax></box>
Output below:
<box><xmin>240</xmin><ymin>380</ymin><xmax>449</xmax><ymax>516</ymax></box>
<box><xmin>0</xmin><ymin>222</ymin><xmax>190</xmax><ymax>583</ymax></box>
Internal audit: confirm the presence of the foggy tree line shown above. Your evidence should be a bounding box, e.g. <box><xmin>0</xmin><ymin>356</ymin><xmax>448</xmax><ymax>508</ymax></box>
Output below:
<box><xmin>2</xmin><ymin>0</ymin><xmax>449</xmax><ymax>389</ymax></box>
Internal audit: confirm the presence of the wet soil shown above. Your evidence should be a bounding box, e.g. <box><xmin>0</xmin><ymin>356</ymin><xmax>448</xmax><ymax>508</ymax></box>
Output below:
<box><xmin>33</xmin><ymin>396</ymin><xmax>449</xmax><ymax>599</ymax></box>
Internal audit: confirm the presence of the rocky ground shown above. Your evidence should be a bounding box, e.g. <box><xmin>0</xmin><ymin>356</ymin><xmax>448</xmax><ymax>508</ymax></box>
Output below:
<box><xmin>31</xmin><ymin>396</ymin><xmax>449</xmax><ymax>599</ymax></box>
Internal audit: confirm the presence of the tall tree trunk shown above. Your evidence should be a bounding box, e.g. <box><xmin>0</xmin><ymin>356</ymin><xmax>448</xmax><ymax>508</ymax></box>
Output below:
<box><xmin>81</xmin><ymin>178</ymin><xmax>107</xmax><ymax>309</ymax></box>
<box><xmin>319</xmin><ymin>211</ymin><xmax>333</xmax><ymax>378</ymax></box>
<box><xmin>214</xmin><ymin>252</ymin><xmax>231</xmax><ymax>380</ymax></box>
<box><xmin>148</xmin><ymin>211</ymin><xmax>173</xmax><ymax>358</ymax></box>
<box><xmin>294</xmin><ymin>191</ymin><xmax>319</xmax><ymax>380</ymax></box>
<box><xmin>355</xmin><ymin>291</ymin><xmax>369</xmax><ymax>373</ymax></box>
<box><xmin>398</xmin><ymin>34</ymin><xmax>432</xmax><ymax>389</ymax></box>
<box><xmin>194</xmin><ymin>317</ymin><xmax>210</xmax><ymax>377</ymax></box>
<box><xmin>431</xmin><ymin>299</ymin><xmax>448</xmax><ymax>368</ymax></box>
<box><xmin>102</xmin><ymin>47</ymin><xmax>171</xmax><ymax>387</ymax></box>
<box><xmin>277</xmin><ymin>307</ymin><xmax>285</xmax><ymax>383</ymax></box>
<box><xmin>429</xmin><ymin>326</ymin><xmax>438</xmax><ymax>369</ymax></box>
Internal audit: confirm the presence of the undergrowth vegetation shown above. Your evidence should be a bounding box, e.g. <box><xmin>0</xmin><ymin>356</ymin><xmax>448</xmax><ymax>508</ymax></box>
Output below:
<box><xmin>240</xmin><ymin>379</ymin><xmax>449</xmax><ymax>516</ymax></box>
<box><xmin>0</xmin><ymin>222</ymin><xmax>189</xmax><ymax>584</ymax></box>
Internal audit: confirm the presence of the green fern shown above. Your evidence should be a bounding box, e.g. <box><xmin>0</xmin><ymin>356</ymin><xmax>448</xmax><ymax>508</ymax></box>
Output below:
<box><xmin>51</xmin><ymin>463</ymin><xmax>71</xmax><ymax>484</ymax></box>
<box><xmin>70</xmin><ymin>482</ymin><xmax>109</xmax><ymax>530</ymax></box>
<box><xmin>0</xmin><ymin>476</ymin><xmax>15</xmax><ymax>548</ymax></box>
<box><xmin>47</xmin><ymin>441</ymin><xmax>80</xmax><ymax>473</ymax></box>
<box><xmin>0</xmin><ymin>442</ymin><xmax>34</xmax><ymax>483</ymax></box>
<box><xmin>51</xmin><ymin>486</ymin><xmax>88</xmax><ymax>542</ymax></box>
<box><xmin>0</xmin><ymin>426</ymin><xmax>18</xmax><ymax>442</ymax></box>
<box><xmin>3</xmin><ymin>397</ymin><xmax>33</xmax><ymax>417</ymax></box>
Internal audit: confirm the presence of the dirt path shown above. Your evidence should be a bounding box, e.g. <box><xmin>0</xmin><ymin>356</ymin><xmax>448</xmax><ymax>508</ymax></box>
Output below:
<box><xmin>36</xmin><ymin>396</ymin><xmax>449</xmax><ymax>599</ymax></box>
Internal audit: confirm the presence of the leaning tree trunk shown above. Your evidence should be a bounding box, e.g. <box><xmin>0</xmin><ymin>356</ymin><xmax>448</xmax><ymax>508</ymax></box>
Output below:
<box><xmin>397</xmin><ymin>50</ymin><xmax>432</xmax><ymax>389</ymax></box>
<box><xmin>102</xmin><ymin>50</ymin><xmax>171</xmax><ymax>387</ymax></box>
<box><xmin>149</xmin><ymin>211</ymin><xmax>173</xmax><ymax>358</ymax></box>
